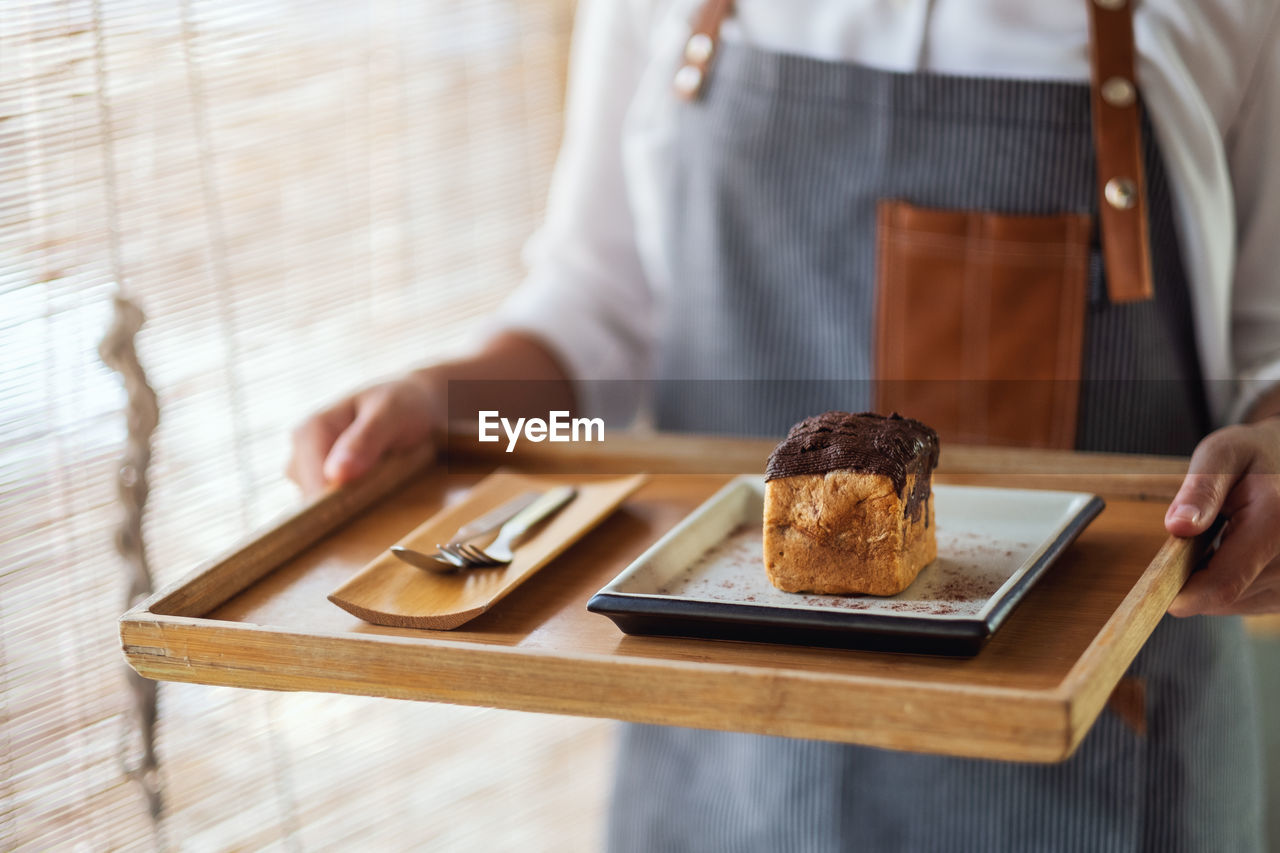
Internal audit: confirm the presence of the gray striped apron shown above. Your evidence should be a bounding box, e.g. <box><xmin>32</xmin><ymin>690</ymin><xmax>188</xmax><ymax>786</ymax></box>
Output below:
<box><xmin>609</xmin><ymin>39</ymin><xmax>1265</xmax><ymax>853</ymax></box>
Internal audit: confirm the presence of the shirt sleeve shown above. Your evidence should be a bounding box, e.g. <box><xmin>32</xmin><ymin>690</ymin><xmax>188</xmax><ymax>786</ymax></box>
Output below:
<box><xmin>485</xmin><ymin>0</ymin><xmax>655</xmax><ymax>420</ymax></box>
<box><xmin>1225</xmin><ymin>5</ymin><xmax>1280</xmax><ymax>422</ymax></box>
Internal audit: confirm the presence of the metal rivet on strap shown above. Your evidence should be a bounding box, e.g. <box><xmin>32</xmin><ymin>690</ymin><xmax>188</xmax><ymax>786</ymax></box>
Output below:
<box><xmin>1101</xmin><ymin>76</ymin><xmax>1136</xmax><ymax>107</ymax></box>
<box><xmin>1094</xmin><ymin>0</ymin><xmax>1126</xmax><ymax>9</ymax></box>
<box><xmin>673</xmin><ymin>64</ymin><xmax>704</xmax><ymax>97</ymax></box>
<box><xmin>684</xmin><ymin>33</ymin><xmax>714</xmax><ymax>64</ymax></box>
<box><xmin>1104</xmin><ymin>177</ymin><xmax>1139</xmax><ymax>210</ymax></box>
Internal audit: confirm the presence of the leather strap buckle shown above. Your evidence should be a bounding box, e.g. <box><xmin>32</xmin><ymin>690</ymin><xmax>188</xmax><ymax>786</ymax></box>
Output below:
<box><xmin>1087</xmin><ymin>0</ymin><xmax>1155</xmax><ymax>303</ymax></box>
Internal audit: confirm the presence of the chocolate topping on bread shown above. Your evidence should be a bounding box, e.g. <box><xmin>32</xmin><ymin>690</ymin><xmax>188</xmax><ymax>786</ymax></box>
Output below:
<box><xmin>765</xmin><ymin>412</ymin><xmax>940</xmax><ymax>522</ymax></box>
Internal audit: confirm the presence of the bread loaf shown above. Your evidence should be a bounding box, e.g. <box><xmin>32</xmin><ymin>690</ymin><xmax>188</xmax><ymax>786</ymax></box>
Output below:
<box><xmin>763</xmin><ymin>412</ymin><xmax>939</xmax><ymax>596</ymax></box>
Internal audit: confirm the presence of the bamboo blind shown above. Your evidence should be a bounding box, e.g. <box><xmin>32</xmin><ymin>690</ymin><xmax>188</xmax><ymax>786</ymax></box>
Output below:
<box><xmin>2</xmin><ymin>0</ymin><xmax>618</xmax><ymax>849</ymax></box>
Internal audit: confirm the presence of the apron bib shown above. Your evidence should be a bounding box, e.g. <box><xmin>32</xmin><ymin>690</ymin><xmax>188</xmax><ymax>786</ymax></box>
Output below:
<box><xmin>652</xmin><ymin>7</ymin><xmax>1208</xmax><ymax>453</ymax></box>
<box><xmin>610</xmin><ymin>2</ymin><xmax>1264</xmax><ymax>851</ymax></box>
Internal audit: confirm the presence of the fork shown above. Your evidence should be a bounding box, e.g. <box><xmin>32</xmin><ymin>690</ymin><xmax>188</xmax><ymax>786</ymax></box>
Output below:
<box><xmin>439</xmin><ymin>485</ymin><xmax>577</xmax><ymax>567</ymax></box>
<box><xmin>391</xmin><ymin>491</ymin><xmax>539</xmax><ymax>573</ymax></box>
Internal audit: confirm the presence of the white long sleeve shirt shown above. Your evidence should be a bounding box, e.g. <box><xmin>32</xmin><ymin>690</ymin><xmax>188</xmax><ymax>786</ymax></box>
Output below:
<box><xmin>493</xmin><ymin>0</ymin><xmax>1280</xmax><ymax>426</ymax></box>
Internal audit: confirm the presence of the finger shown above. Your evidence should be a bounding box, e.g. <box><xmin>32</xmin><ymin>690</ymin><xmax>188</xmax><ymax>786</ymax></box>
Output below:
<box><xmin>1226</xmin><ymin>583</ymin><xmax>1280</xmax><ymax>615</ymax></box>
<box><xmin>322</xmin><ymin>395</ymin><xmax>401</xmax><ymax>484</ymax></box>
<box><xmin>285</xmin><ymin>454</ymin><xmax>324</xmax><ymax>498</ymax></box>
<box><xmin>287</xmin><ymin>403</ymin><xmax>355</xmax><ymax>496</ymax></box>
<box><xmin>1168</xmin><ymin>495</ymin><xmax>1280</xmax><ymax>616</ymax></box>
<box><xmin>1165</xmin><ymin>431</ymin><xmax>1244</xmax><ymax>537</ymax></box>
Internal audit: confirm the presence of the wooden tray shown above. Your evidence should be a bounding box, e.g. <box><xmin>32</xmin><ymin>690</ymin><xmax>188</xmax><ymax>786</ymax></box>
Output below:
<box><xmin>120</xmin><ymin>434</ymin><xmax>1208</xmax><ymax>763</ymax></box>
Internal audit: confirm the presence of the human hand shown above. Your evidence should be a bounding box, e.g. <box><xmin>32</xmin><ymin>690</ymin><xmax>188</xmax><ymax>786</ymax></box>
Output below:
<box><xmin>1164</xmin><ymin>418</ymin><xmax>1280</xmax><ymax>616</ymax></box>
<box><xmin>286</xmin><ymin>372</ymin><xmax>443</xmax><ymax>498</ymax></box>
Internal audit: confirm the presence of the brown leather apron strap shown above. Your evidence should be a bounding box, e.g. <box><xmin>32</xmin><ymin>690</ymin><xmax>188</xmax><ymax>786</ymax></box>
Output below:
<box><xmin>1106</xmin><ymin>676</ymin><xmax>1148</xmax><ymax>736</ymax></box>
<box><xmin>1087</xmin><ymin>0</ymin><xmax>1154</xmax><ymax>303</ymax></box>
<box><xmin>672</xmin><ymin>0</ymin><xmax>735</xmax><ymax>100</ymax></box>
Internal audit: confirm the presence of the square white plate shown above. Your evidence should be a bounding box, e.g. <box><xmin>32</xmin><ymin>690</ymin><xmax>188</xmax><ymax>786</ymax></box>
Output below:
<box><xmin>588</xmin><ymin>476</ymin><xmax>1103</xmax><ymax>656</ymax></box>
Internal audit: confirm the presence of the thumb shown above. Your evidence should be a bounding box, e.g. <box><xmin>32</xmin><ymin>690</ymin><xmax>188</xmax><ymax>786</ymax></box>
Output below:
<box><xmin>1165</xmin><ymin>434</ymin><xmax>1241</xmax><ymax>538</ymax></box>
<box><xmin>322</xmin><ymin>407</ymin><xmax>397</xmax><ymax>485</ymax></box>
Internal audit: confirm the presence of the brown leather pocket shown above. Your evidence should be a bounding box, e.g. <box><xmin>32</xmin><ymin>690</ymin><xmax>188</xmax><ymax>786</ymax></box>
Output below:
<box><xmin>874</xmin><ymin>200</ymin><xmax>1091</xmax><ymax>449</ymax></box>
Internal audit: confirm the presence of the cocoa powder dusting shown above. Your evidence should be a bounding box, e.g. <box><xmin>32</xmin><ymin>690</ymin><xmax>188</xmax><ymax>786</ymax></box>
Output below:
<box><xmin>647</xmin><ymin>523</ymin><xmax>1031</xmax><ymax>620</ymax></box>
